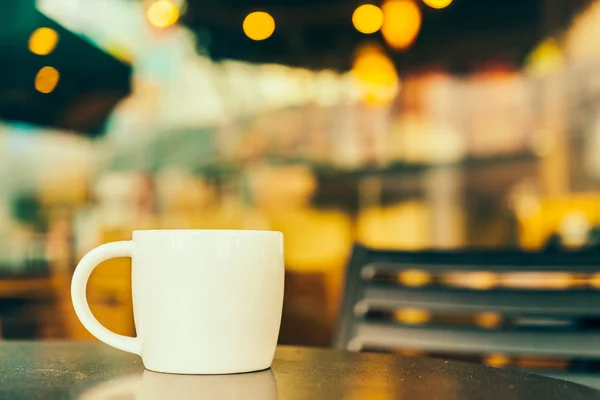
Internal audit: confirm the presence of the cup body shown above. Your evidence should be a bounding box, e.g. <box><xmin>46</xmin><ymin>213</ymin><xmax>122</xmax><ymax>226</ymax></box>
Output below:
<box><xmin>131</xmin><ymin>230</ymin><xmax>284</xmax><ymax>374</ymax></box>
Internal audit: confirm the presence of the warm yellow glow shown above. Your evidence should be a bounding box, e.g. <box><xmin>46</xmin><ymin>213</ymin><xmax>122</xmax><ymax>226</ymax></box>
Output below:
<box><xmin>382</xmin><ymin>0</ymin><xmax>422</xmax><ymax>50</ymax></box>
<box><xmin>443</xmin><ymin>271</ymin><xmax>498</xmax><ymax>290</ymax></box>
<box><xmin>530</xmin><ymin>129</ymin><xmax>556</xmax><ymax>157</ymax></box>
<box><xmin>352</xmin><ymin>4</ymin><xmax>384</xmax><ymax>34</ymax></box>
<box><xmin>146</xmin><ymin>0</ymin><xmax>180</xmax><ymax>29</ymax></box>
<box><xmin>469</xmin><ymin>272</ymin><xmax>498</xmax><ymax>290</ymax></box>
<box><xmin>526</xmin><ymin>38</ymin><xmax>564</xmax><ymax>75</ymax></box>
<box><xmin>422</xmin><ymin>0</ymin><xmax>453</xmax><ymax>9</ymax></box>
<box><xmin>590</xmin><ymin>273</ymin><xmax>600</xmax><ymax>289</ymax></box>
<box><xmin>243</xmin><ymin>11</ymin><xmax>276</xmax><ymax>41</ymax></box>
<box><xmin>485</xmin><ymin>354</ymin><xmax>510</xmax><ymax>368</ymax></box>
<box><xmin>35</xmin><ymin>66</ymin><xmax>60</xmax><ymax>94</ymax></box>
<box><xmin>351</xmin><ymin>43</ymin><xmax>400</xmax><ymax>106</ymax></box>
<box><xmin>398</xmin><ymin>269</ymin><xmax>431</xmax><ymax>287</ymax></box>
<box><xmin>501</xmin><ymin>272</ymin><xmax>576</xmax><ymax>290</ymax></box>
<box><xmin>394</xmin><ymin>308</ymin><xmax>431</xmax><ymax>325</ymax></box>
<box><xmin>515</xmin><ymin>193</ymin><xmax>600</xmax><ymax>250</ymax></box>
<box><xmin>28</xmin><ymin>27</ymin><xmax>59</xmax><ymax>56</ymax></box>
<box><xmin>398</xmin><ymin>349</ymin><xmax>422</xmax><ymax>357</ymax></box>
<box><xmin>474</xmin><ymin>312</ymin><xmax>503</xmax><ymax>329</ymax></box>
<box><xmin>559</xmin><ymin>211</ymin><xmax>591</xmax><ymax>249</ymax></box>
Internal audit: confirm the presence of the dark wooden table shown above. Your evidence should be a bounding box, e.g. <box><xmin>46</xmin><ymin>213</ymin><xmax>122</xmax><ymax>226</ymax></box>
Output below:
<box><xmin>1</xmin><ymin>342</ymin><xmax>599</xmax><ymax>400</ymax></box>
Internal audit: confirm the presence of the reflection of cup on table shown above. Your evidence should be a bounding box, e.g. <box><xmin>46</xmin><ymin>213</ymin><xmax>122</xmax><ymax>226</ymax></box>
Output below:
<box><xmin>71</xmin><ymin>229</ymin><xmax>284</xmax><ymax>374</ymax></box>
<box><xmin>79</xmin><ymin>369</ymin><xmax>278</xmax><ymax>400</ymax></box>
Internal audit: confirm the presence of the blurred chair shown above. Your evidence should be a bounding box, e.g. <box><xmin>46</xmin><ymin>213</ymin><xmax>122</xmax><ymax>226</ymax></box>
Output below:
<box><xmin>335</xmin><ymin>244</ymin><xmax>600</xmax><ymax>389</ymax></box>
<box><xmin>0</xmin><ymin>232</ymin><xmax>64</xmax><ymax>339</ymax></box>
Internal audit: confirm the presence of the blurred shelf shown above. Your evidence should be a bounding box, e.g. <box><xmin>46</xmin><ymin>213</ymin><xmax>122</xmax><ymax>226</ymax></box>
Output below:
<box><xmin>108</xmin><ymin>151</ymin><xmax>537</xmax><ymax>177</ymax></box>
<box><xmin>0</xmin><ymin>261</ymin><xmax>51</xmax><ymax>281</ymax></box>
<box><xmin>310</xmin><ymin>152</ymin><xmax>539</xmax><ymax>178</ymax></box>
<box><xmin>0</xmin><ymin>278</ymin><xmax>55</xmax><ymax>299</ymax></box>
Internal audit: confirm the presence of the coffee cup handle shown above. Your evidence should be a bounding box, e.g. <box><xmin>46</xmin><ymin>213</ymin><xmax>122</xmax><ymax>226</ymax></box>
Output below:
<box><xmin>71</xmin><ymin>241</ymin><xmax>141</xmax><ymax>355</ymax></box>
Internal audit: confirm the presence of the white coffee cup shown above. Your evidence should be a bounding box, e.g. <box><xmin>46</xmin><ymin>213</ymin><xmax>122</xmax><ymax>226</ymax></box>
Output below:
<box><xmin>71</xmin><ymin>229</ymin><xmax>284</xmax><ymax>374</ymax></box>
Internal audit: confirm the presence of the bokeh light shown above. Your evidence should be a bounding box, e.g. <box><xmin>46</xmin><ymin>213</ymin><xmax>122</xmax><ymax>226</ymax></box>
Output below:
<box><xmin>467</xmin><ymin>272</ymin><xmax>498</xmax><ymax>290</ymax></box>
<box><xmin>394</xmin><ymin>308</ymin><xmax>431</xmax><ymax>325</ymax></box>
<box><xmin>243</xmin><ymin>11</ymin><xmax>276</xmax><ymax>41</ymax></box>
<box><xmin>399</xmin><ymin>269</ymin><xmax>431</xmax><ymax>287</ymax></box>
<box><xmin>28</xmin><ymin>27</ymin><xmax>59</xmax><ymax>56</ymax></box>
<box><xmin>590</xmin><ymin>273</ymin><xmax>600</xmax><ymax>289</ymax></box>
<box><xmin>146</xmin><ymin>0</ymin><xmax>180</xmax><ymax>29</ymax></box>
<box><xmin>444</xmin><ymin>271</ymin><xmax>498</xmax><ymax>290</ymax></box>
<box><xmin>382</xmin><ymin>0</ymin><xmax>422</xmax><ymax>50</ymax></box>
<box><xmin>525</xmin><ymin>38</ymin><xmax>564</xmax><ymax>75</ymax></box>
<box><xmin>35</xmin><ymin>66</ymin><xmax>60</xmax><ymax>94</ymax></box>
<box><xmin>422</xmin><ymin>0</ymin><xmax>453</xmax><ymax>9</ymax></box>
<box><xmin>352</xmin><ymin>4</ymin><xmax>384</xmax><ymax>34</ymax></box>
<box><xmin>559</xmin><ymin>211</ymin><xmax>591</xmax><ymax>249</ymax></box>
<box><xmin>474</xmin><ymin>312</ymin><xmax>503</xmax><ymax>329</ymax></box>
<box><xmin>485</xmin><ymin>353</ymin><xmax>511</xmax><ymax>368</ymax></box>
<box><xmin>352</xmin><ymin>43</ymin><xmax>400</xmax><ymax>106</ymax></box>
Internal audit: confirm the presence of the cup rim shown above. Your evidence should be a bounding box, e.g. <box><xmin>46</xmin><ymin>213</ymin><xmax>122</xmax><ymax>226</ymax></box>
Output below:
<box><xmin>133</xmin><ymin>229</ymin><xmax>282</xmax><ymax>236</ymax></box>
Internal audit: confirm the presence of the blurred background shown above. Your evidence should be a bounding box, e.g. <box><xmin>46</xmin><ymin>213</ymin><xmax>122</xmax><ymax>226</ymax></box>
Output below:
<box><xmin>1</xmin><ymin>0</ymin><xmax>600</xmax><ymax>354</ymax></box>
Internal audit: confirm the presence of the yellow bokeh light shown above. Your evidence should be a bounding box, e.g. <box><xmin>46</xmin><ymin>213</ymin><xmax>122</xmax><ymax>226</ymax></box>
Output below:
<box><xmin>352</xmin><ymin>4</ymin><xmax>384</xmax><ymax>34</ymax></box>
<box><xmin>398</xmin><ymin>269</ymin><xmax>431</xmax><ymax>287</ymax></box>
<box><xmin>485</xmin><ymin>353</ymin><xmax>511</xmax><ymax>368</ymax></box>
<box><xmin>394</xmin><ymin>308</ymin><xmax>431</xmax><ymax>325</ymax></box>
<box><xmin>35</xmin><ymin>66</ymin><xmax>60</xmax><ymax>94</ymax></box>
<box><xmin>146</xmin><ymin>0</ymin><xmax>180</xmax><ymax>29</ymax></box>
<box><xmin>243</xmin><ymin>11</ymin><xmax>276</xmax><ymax>41</ymax></box>
<box><xmin>590</xmin><ymin>273</ymin><xmax>600</xmax><ymax>289</ymax></box>
<box><xmin>352</xmin><ymin>43</ymin><xmax>400</xmax><ymax>106</ymax></box>
<box><xmin>526</xmin><ymin>38</ymin><xmax>564</xmax><ymax>76</ymax></box>
<box><xmin>474</xmin><ymin>312</ymin><xmax>503</xmax><ymax>329</ymax></box>
<box><xmin>466</xmin><ymin>271</ymin><xmax>498</xmax><ymax>290</ymax></box>
<box><xmin>422</xmin><ymin>0</ymin><xmax>453</xmax><ymax>9</ymax></box>
<box><xmin>28</xmin><ymin>27</ymin><xmax>59</xmax><ymax>56</ymax></box>
<box><xmin>381</xmin><ymin>0</ymin><xmax>422</xmax><ymax>50</ymax></box>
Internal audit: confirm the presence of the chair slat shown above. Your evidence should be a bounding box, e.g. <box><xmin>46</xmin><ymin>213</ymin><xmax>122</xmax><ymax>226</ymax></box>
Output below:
<box><xmin>359</xmin><ymin>285</ymin><xmax>600</xmax><ymax>316</ymax></box>
<box><xmin>363</xmin><ymin>262</ymin><xmax>600</xmax><ymax>274</ymax></box>
<box><xmin>335</xmin><ymin>245</ymin><xmax>600</xmax><ymax>388</ymax></box>
<box><xmin>351</xmin><ymin>323</ymin><xmax>600</xmax><ymax>358</ymax></box>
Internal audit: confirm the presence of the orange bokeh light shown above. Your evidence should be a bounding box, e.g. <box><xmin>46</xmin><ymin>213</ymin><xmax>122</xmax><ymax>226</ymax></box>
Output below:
<box><xmin>352</xmin><ymin>43</ymin><xmax>400</xmax><ymax>106</ymax></box>
<box><xmin>243</xmin><ymin>11</ymin><xmax>276</xmax><ymax>41</ymax></box>
<box><xmin>35</xmin><ymin>66</ymin><xmax>60</xmax><ymax>94</ymax></box>
<box><xmin>29</xmin><ymin>27</ymin><xmax>59</xmax><ymax>56</ymax></box>
<box><xmin>352</xmin><ymin>4</ymin><xmax>384</xmax><ymax>34</ymax></box>
<box><xmin>422</xmin><ymin>0</ymin><xmax>453</xmax><ymax>9</ymax></box>
<box><xmin>381</xmin><ymin>0</ymin><xmax>422</xmax><ymax>50</ymax></box>
<box><xmin>146</xmin><ymin>0</ymin><xmax>180</xmax><ymax>29</ymax></box>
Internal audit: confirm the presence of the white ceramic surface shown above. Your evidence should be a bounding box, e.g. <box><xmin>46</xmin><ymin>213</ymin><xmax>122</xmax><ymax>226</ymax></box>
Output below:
<box><xmin>71</xmin><ymin>229</ymin><xmax>284</xmax><ymax>374</ymax></box>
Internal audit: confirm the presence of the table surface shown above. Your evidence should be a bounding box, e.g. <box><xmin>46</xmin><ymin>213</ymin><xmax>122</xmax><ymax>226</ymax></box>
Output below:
<box><xmin>1</xmin><ymin>342</ymin><xmax>599</xmax><ymax>400</ymax></box>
